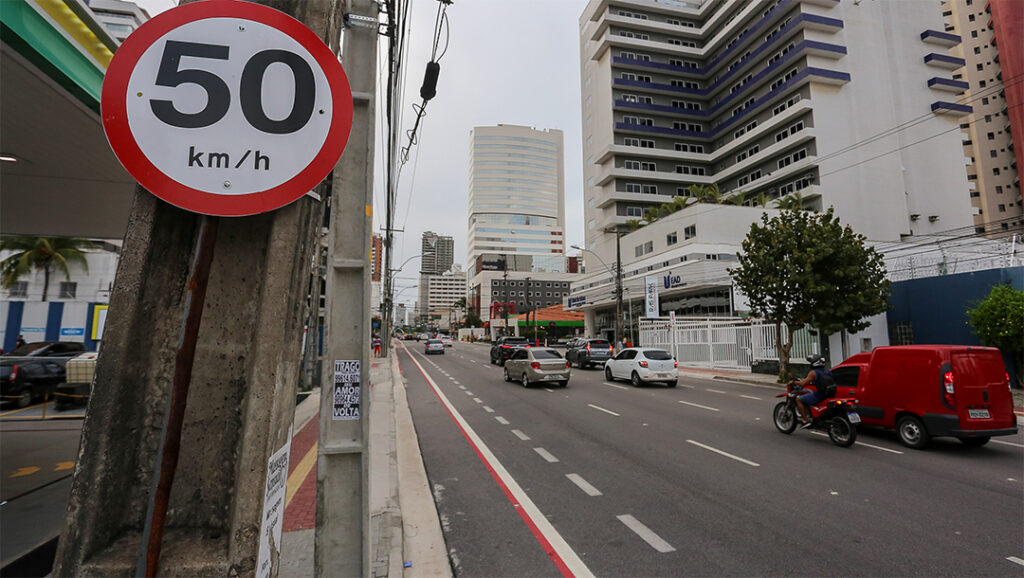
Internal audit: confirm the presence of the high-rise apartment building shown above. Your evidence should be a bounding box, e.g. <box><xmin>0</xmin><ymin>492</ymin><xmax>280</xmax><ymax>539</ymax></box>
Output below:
<box><xmin>86</xmin><ymin>0</ymin><xmax>149</xmax><ymax>42</ymax></box>
<box><xmin>945</xmin><ymin>0</ymin><xmax>1022</xmax><ymax>235</ymax></box>
<box><xmin>420</xmin><ymin>231</ymin><xmax>454</xmax><ymax>275</ymax></box>
<box><xmin>579</xmin><ymin>0</ymin><xmax>976</xmax><ymax>263</ymax></box>
<box><xmin>465</xmin><ymin>125</ymin><xmax>578</xmax><ymax>327</ymax></box>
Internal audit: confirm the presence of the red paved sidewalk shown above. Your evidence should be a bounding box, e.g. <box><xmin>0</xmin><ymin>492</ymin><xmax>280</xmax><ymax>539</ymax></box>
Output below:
<box><xmin>283</xmin><ymin>416</ymin><xmax>317</xmax><ymax>532</ymax></box>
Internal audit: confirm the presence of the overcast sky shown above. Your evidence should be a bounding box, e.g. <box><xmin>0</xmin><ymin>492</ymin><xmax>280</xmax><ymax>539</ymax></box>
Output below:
<box><xmin>134</xmin><ymin>0</ymin><xmax>590</xmax><ymax>306</ymax></box>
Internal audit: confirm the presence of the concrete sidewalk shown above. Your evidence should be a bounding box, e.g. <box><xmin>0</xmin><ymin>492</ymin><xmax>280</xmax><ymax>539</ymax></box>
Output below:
<box><xmin>278</xmin><ymin>351</ymin><xmax>451</xmax><ymax>577</ymax></box>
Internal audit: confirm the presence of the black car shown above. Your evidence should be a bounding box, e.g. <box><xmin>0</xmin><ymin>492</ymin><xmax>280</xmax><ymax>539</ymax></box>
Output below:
<box><xmin>4</xmin><ymin>341</ymin><xmax>86</xmax><ymax>359</ymax></box>
<box><xmin>565</xmin><ymin>338</ymin><xmax>614</xmax><ymax>369</ymax></box>
<box><xmin>1</xmin><ymin>359</ymin><xmax>66</xmax><ymax>408</ymax></box>
<box><xmin>489</xmin><ymin>336</ymin><xmax>530</xmax><ymax>366</ymax></box>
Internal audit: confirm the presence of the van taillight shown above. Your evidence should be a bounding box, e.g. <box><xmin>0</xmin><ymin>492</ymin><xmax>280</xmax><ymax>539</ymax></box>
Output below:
<box><xmin>943</xmin><ymin>371</ymin><xmax>956</xmax><ymax>407</ymax></box>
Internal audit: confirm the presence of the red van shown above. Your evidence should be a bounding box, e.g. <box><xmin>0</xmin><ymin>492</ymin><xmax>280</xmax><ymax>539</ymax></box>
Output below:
<box><xmin>830</xmin><ymin>345</ymin><xmax>1017</xmax><ymax>449</ymax></box>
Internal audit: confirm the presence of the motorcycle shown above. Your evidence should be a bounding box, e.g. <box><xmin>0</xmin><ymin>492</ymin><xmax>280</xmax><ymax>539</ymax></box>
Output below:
<box><xmin>773</xmin><ymin>381</ymin><xmax>860</xmax><ymax>447</ymax></box>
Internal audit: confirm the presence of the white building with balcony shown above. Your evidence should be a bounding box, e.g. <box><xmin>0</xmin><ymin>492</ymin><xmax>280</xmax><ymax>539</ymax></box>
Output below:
<box><xmin>579</xmin><ymin>0</ymin><xmax>976</xmax><ymax>265</ymax></box>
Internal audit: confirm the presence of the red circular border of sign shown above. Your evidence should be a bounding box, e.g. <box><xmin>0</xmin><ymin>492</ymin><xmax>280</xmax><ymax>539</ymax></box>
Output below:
<box><xmin>102</xmin><ymin>0</ymin><xmax>353</xmax><ymax>216</ymax></box>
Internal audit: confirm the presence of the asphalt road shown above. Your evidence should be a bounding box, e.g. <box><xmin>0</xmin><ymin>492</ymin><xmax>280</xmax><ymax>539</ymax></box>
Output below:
<box><xmin>398</xmin><ymin>341</ymin><xmax>1024</xmax><ymax>577</ymax></box>
<box><xmin>0</xmin><ymin>416</ymin><xmax>83</xmax><ymax>569</ymax></box>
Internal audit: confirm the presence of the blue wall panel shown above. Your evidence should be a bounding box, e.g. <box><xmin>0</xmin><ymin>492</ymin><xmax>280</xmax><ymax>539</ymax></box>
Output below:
<box><xmin>4</xmin><ymin>301</ymin><xmax>24</xmax><ymax>352</ymax></box>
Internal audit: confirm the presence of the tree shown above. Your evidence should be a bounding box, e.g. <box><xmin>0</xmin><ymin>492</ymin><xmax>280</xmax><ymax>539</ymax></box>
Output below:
<box><xmin>967</xmin><ymin>284</ymin><xmax>1024</xmax><ymax>388</ymax></box>
<box><xmin>732</xmin><ymin>208</ymin><xmax>890</xmax><ymax>378</ymax></box>
<box><xmin>0</xmin><ymin>236</ymin><xmax>95</xmax><ymax>301</ymax></box>
<box><xmin>773</xmin><ymin>192</ymin><xmax>805</xmax><ymax>210</ymax></box>
<box><xmin>465</xmin><ymin>310</ymin><xmax>482</xmax><ymax>328</ymax></box>
<box><xmin>754</xmin><ymin>191</ymin><xmax>772</xmax><ymax>208</ymax></box>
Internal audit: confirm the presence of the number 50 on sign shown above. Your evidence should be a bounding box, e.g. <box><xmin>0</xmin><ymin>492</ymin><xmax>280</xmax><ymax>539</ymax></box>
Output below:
<box><xmin>102</xmin><ymin>0</ymin><xmax>353</xmax><ymax>216</ymax></box>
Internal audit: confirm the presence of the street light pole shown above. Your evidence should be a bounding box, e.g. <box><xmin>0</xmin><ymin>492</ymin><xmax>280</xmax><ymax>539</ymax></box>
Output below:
<box><xmin>571</xmin><ymin>240</ymin><xmax>624</xmax><ymax>348</ymax></box>
<box><xmin>381</xmin><ymin>251</ymin><xmax>432</xmax><ymax>357</ymax></box>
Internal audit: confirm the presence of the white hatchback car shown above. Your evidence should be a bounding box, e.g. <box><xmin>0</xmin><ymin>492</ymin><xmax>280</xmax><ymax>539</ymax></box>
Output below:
<box><xmin>604</xmin><ymin>347</ymin><xmax>678</xmax><ymax>387</ymax></box>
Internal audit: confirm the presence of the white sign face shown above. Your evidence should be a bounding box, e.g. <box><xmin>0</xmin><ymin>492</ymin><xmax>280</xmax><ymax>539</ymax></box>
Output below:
<box><xmin>644</xmin><ymin>276</ymin><xmax>659</xmax><ymax>317</ymax></box>
<box><xmin>257</xmin><ymin>431</ymin><xmax>291</xmax><ymax>578</ymax></box>
<box><xmin>332</xmin><ymin>360</ymin><xmax>361</xmax><ymax>420</ymax></box>
<box><xmin>125</xmin><ymin>19</ymin><xmax>332</xmax><ymax>195</ymax></box>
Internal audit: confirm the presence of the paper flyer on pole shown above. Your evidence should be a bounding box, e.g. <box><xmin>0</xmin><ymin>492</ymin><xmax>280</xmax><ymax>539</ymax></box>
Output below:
<box><xmin>256</xmin><ymin>429</ymin><xmax>291</xmax><ymax>578</ymax></box>
<box><xmin>332</xmin><ymin>360</ymin><xmax>361</xmax><ymax>420</ymax></box>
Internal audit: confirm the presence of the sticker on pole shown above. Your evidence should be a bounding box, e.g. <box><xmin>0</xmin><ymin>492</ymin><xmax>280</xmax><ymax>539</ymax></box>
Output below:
<box><xmin>101</xmin><ymin>0</ymin><xmax>354</xmax><ymax>216</ymax></box>
<box><xmin>332</xmin><ymin>360</ymin><xmax>361</xmax><ymax>420</ymax></box>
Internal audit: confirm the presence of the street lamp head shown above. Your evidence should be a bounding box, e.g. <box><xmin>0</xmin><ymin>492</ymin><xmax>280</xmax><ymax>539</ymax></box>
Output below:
<box><xmin>570</xmin><ymin>244</ymin><xmax>582</xmax><ymax>251</ymax></box>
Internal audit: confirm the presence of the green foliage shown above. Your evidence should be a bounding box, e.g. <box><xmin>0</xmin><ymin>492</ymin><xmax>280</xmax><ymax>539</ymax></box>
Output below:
<box><xmin>465</xmin><ymin>311</ymin><xmax>483</xmax><ymax>328</ymax></box>
<box><xmin>731</xmin><ymin>208</ymin><xmax>890</xmax><ymax>372</ymax></box>
<box><xmin>967</xmin><ymin>284</ymin><xmax>1024</xmax><ymax>386</ymax></box>
<box><xmin>773</xmin><ymin>192</ymin><xmax>805</xmax><ymax>210</ymax></box>
<box><xmin>689</xmin><ymin>183</ymin><xmax>722</xmax><ymax>204</ymax></box>
<box><xmin>754</xmin><ymin>191</ymin><xmax>771</xmax><ymax>208</ymax></box>
<box><xmin>625</xmin><ymin>219</ymin><xmax>642</xmax><ymax>231</ymax></box>
<box><xmin>0</xmin><ymin>236</ymin><xmax>95</xmax><ymax>301</ymax></box>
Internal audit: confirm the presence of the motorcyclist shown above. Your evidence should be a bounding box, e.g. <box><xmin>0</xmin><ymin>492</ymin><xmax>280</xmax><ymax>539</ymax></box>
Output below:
<box><xmin>793</xmin><ymin>354</ymin><xmax>833</xmax><ymax>428</ymax></box>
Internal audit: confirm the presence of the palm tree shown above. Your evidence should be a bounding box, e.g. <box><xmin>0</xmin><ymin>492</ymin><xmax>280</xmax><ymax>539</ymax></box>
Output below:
<box><xmin>691</xmin><ymin>183</ymin><xmax>722</xmax><ymax>204</ymax></box>
<box><xmin>773</xmin><ymin>192</ymin><xmax>805</xmax><ymax>211</ymax></box>
<box><xmin>754</xmin><ymin>191</ymin><xmax>772</xmax><ymax>208</ymax></box>
<box><xmin>0</xmin><ymin>236</ymin><xmax>95</xmax><ymax>301</ymax></box>
<box><xmin>672</xmin><ymin>195</ymin><xmax>693</xmax><ymax>212</ymax></box>
<box><xmin>625</xmin><ymin>219</ymin><xmax>643</xmax><ymax>231</ymax></box>
<box><xmin>721</xmin><ymin>194</ymin><xmax>745</xmax><ymax>206</ymax></box>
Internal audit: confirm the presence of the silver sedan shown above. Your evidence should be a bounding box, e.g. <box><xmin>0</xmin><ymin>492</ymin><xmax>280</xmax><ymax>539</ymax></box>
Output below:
<box><xmin>503</xmin><ymin>347</ymin><xmax>570</xmax><ymax>388</ymax></box>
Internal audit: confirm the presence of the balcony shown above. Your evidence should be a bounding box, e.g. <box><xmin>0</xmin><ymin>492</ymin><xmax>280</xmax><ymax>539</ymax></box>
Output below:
<box><xmin>715</xmin><ymin>128</ymin><xmax>817</xmax><ymax>182</ymax></box>
<box><xmin>593</xmin><ymin>143</ymin><xmax>711</xmax><ymax>165</ymax></box>
<box><xmin>594</xmin><ymin>163</ymin><xmax>713</xmax><ymax>188</ymax></box>
<box><xmin>924</xmin><ymin>53</ymin><xmax>966</xmax><ymax>69</ymax></box>
<box><xmin>920</xmin><ymin>30</ymin><xmax>961</xmax><ymax>47</ymax></box>
<box><xmin>931</xmin><ymin>101</ymin><xmax>973</xmax><ymax>116</ymax></box>
<box><xmin>594</xmin><ymin>188</ymin><xmax>684</xmax><ymax>210</ymax></box>
<box><xmin>927</xmin><ymin>77</ymin><xmax>969</xmax><ymax>93</ymax></box>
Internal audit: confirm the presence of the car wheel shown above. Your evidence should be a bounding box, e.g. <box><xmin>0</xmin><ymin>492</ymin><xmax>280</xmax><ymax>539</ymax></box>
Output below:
<box><xmin>604</xmin><ymin>366</ymin><xmax>614</xmax><ymax>382</ymax></box>
<box><xmin>490</xmin><ymin>356</ymin><xmax>496</xmax><ymax>365</ymax></box>
<box><xmin>15</xmin><ymin>390</ymin><xmax>32</xmax><ymax>409</ymax></box>
<box><xmin>960</xmin><ymin>436</ymin><xmax>990</xmax><ymax>447</ymax></box>
<box><xmin>521</xmin><ymin>373</ymin><xmax>530</xmax><ymax>388</ymax></box>
<box><xmin>578</xmin><ymin>359</ymin><xmax>586</xmax><ymax>370</ymax></box>
<box><xmin>558</xmin><ymin>380</ymin><xmax>568</xmax><ymax>388</ymax></box>
<box><xmin>503</xmin><ymin>368</ymin><xmax>510</xmax><ymax>382</ymax></box>
<box><xmin>499</xmin><ymin>358</ymin><xmax>506</xmax><ymax>367</ymax></box>
<box><xmin>896</xmin><ymin>415</ymin><xmax>931</xmax><ymax>450</ymax></box>
<box><xmin>666</xmin><ymin>380</ymin><xmax>677</xmax><ymax>388</ymax></box>
<box><xmin>631</xmin><ymin>372</ymin><xmax>642</xmax><ymax>387</ymax></box>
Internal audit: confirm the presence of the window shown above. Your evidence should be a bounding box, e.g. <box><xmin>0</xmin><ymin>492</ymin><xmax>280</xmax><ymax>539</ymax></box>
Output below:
<box><xmin>684</xmin><ymin>225</ymin><xmax>696</xmax><ymax>239</ymax></box>
<box><xmin>977</xmin><ymin>63</ymin><xmax>984</xmax><ymax>71</ymax></box>
<box><xmin>644</xmin><ymin>241</ymin><xmax>653</xmax><ymax>254</ymax></box>
<box><xmin>623</xmin><ymin>116</ymin><xmax>654</xmax><ymax>126</ymax></box>
<box><xmin>59</xmin><ymin>282</ymin><xmax>77</xmax><ymax>299</ymax></box>
<box><xmin>996</xmin><ymin>186</ymin><xmax>1003</xmax><ymax>194</ymax></box>
<box><xmin>626</xmin><ymin>183</ymin><xmax>642</xmax><ymax>193</ymax></box>
<box><xmin>626</xmin><ymin>206</ymin><xmax>644</xmax><ymax>217</ymax></box>
<box><xmin>987</xmin><ymin>132</ymin><xmax>995</xmax><ymax>140</ymax></box>
<box><xmin>999</xmin><ymin>204</ymin><xmax>1006</xmax><ymax>212</ymax></box>
<box><xmin>991</xmin><ymin>150</ymin><xmax>998</xmax><ymax>158</ymax></box>
<box><xmin>642</xmin><ymin>184</ymin><xmax>658</xmax><ymax>194</ymax></box>
<box><xmin>969</xmin><ymin>13</ymin><xmax>975</xmax><ymax>21</ymax></box>
<box><xmin>993</xmin><ymin>168</ymin><xmax>1001</xmax><ymax>175</ymax></box>
<box><xmin>667</xmin><ymin>232</ymin><xmax>678</xmax><ymax>245</ymax></box>
<box><xmin>982</xmin><ymin>97</ymin><xmax>989</xmax><ymax>105</ymax></box>
<box><xmin>971</xmin><ymin>30</ymin><xmax>978</xmax><ymax>38</ymax></box>
<box><xmin>8</xmin><ymin>281</ymin><xmax>27</xmax><ymax>298</ymax></box>
<box><xmin>974</xmin><ymin>46</ymin><xmax>982</xmax><ymax>55</ymax></box>
<box><xmin>985</xmin><ymin>114</ymin><xmax>992</xmax><ymax>122</ymax></box>
<box><xmin>635</xmin><ymin>245</ymin><xmax>644</xmax><ymax>257</ymax></box>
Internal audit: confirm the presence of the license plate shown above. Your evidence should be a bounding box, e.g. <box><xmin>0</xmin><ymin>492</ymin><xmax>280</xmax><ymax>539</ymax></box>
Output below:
<box><xmin>847</xmin><ymin>412</ymin><xmax>861</xmax><ymax>424</ymax></box>
<box><xmin>657</xmin><ymin>373</ymin><xmax>670</xmax><ymax>378</ymax></box>
<box><xmin>543</xmin><ymin>375</ymin><xmax>559</xmax><ymax>381</ymax></box>
<box><xmin>968</xmin><ymin>409</ymin><xmax>990</xmax><ymax>419</ymax></box>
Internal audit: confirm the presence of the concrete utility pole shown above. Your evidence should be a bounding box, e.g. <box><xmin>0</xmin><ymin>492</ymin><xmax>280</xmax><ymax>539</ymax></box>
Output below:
<box><xmin>614</xmin><ymin>230</ymin><xmax>624</xmax><ymax>349</ymax></box>
<box><xmin>317</xmin><ymin>0</ymin><xmax>378</xmax><ymax>575</ymax></box>
<box><xmin>53</xmin><ymin>4</ymin><xmax>344</xmax><ymax>576</ymax></box>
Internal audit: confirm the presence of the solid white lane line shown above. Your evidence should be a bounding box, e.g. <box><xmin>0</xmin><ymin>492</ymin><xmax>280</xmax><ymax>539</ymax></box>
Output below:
<box><xmin>534</xmin><ymin>448</ymin><xmax>559</xmax><ymax>463</ymax></box>
<box><xmin>512</xmin><ymin>429</ymin><xmax>531</xmax><ymax>441</ymax></box>
<box><xmin>588</xmin><ymin>404</ymin><xmax>621</xmax><ymax>417</ymax></box>
<box><xmin>809</xmin><ymin>432</ymin><xmax>904</xmax><ymax>454</ymax></box>
<box><xmin>1007</xmin><ymin>556</ymin><xmax>1024</xmax><ymax>567</ymax></box>
<box><xmin>401</xmin><ymin>348</ymin><xmax>594</xmax><ymax>576</ymax></box>
<box><xmin>740</xmin><ymin>394</ymin><xmax>762</xmax><ymax>400</ymax></box>
<box><xmin>992</xmin><ymin>439</ymin><xmax>1024</xmax><ymax>448</ymax></box>
<box><xmin>566</xmin><ymin>474</ymin><xmax>602</xmax><ymax>497</ymax></box>
<box><xmin>706</xmin><ymin>388</ymin><xmax>727</xmax><ymax>394</ymax></box>
<box><xmin>483</xmin><ymin>406</ymin><xmax>495</xmax><ymax>413</ymax></box>
<box><xmin>495</xmin><ymin>416</ymin><xmax>509</xmax><ymax>425</ymax></box>
<box><xmin>686</xmin><ymin>440</ymin><xmax>760</xmax><ymax>467</ymax></box>
<box><xmin>604</xmin><ymin>382</ymin><xmax>629</xmax><ymax>390</ymax></box>
<box><xmin>616</xmin><ymin>515</ymin><xmax>676</xmax><ymax>553</ymax></box>
<box><xmin>473</xmin><ymin>398</ymin><xmax>482</xmax><ymax>404</ymax></box>
<box><xmin>678</xmin><ymin>400</ymin><xmax>720</xmax><ymax>412</ymax></box>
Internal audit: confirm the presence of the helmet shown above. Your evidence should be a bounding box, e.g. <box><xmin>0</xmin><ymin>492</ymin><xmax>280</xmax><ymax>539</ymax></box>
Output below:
<box><xmin>806</xmin><ymin>354</ymin><xmax>826</xmax><ymax>367</ymax></box>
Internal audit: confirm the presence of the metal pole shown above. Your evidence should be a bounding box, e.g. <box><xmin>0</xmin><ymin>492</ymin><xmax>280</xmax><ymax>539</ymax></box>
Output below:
<box><xmin>138</xmin><ymin>214</ymin><xmax>218</xmax><ymax>577</ymax></box>
<box><xmin>615</xmin><ymin>232</ymin><xmax>623</xmax><ymax>350</ymax></box>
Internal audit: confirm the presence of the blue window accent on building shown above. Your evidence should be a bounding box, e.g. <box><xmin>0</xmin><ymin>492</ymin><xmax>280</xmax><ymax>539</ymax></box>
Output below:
<box><xmin>920</xmin><ymin>30</ymin><xmax>961</xmax><ymax>44</ymax></box>
<box><xmin>45</xmin><ymin>302</ymin><xmax>65</xmax><ymax>341</ymax></box>
<box><xmin>4</xmin><ymin>301</ymin><xmax>24</xmax><ymax>352</ymax></box>
<box><xmin>931</xmin><ymin>101</ymin><xmax>973</xmax><ymax>114</ymax></box>
<box><xmin>927</xmin><ymin>77</ymin><xmax>969</xmax><ymax>90</ymax></box>
<box><xmin>84</xmin><ymin>302</ymin><xmax>98</xmax><ymax>352</ymax></box>
<box><xmin>923</xmin><ymin>53</ymin><xmax>966</xmax><ymax>67</ymax></box>
<box><xmin>614</xmin><ymin>67</ymin><xmax>849</xmax><ymax>140</ymax></box>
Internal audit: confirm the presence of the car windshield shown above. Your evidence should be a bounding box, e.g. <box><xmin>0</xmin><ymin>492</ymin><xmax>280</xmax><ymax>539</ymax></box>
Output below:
<box><xmin>427</xmin><ymin>340</ymin><xmax>442</xmax><ymax>344</ymax></box>
<box><xmin>532</xmin><ymin>349</ymin><xmax>562</xmax><ymax>359</ymax></box>
<box><xmin>643</xmin><ymin>350</ymin><xmax>673</xmax><ymax>360</ymax></box>
<box><xmin>504</xmin><ymin>338</ymin><xmax>528</xmax><ymax>343</ymax></box>
<box><xmin>8</xmin><ymin>343</ymin><xmax>48</xmax><ymax>356</ymax></box>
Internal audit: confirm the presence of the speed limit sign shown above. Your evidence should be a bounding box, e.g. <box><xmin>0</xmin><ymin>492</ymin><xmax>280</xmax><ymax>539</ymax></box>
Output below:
<box><xmin>102</xmin><ymin>0</ymin><xmax>353</xmax><ymax>216</ymax></box>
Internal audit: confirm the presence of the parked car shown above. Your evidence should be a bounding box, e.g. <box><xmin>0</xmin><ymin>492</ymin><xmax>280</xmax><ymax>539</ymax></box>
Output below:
<box><xmin>489</xmin><ymin>336</ymin><xmax>530</xmax><ymax>365</ymax></box>
<box><xmin>605</xmin><ymin>347</ymin><xmax>678</xmax><ymax>387</ymax></box>
<box><xmin>424</xmin><ymin>339</ymin><xmax>445</xmax><ymax>355</ymax></box>
<box><xmin>441</xmin><ymin>336</ymin><xmax>453</xmax><ymax>348</ymax></box>
<box><xmin>831</xmin><ymin>345</ymin><xmax>1017</xmax><ymax>449</ymax></box>
<box><xmin>503</xmin><ymin>347</ymin><xmax>570</xmax><ymax>388</ymax></box>
<box><xmin>565</xmin><ymin>338</ymin><xmax>614</xmax><ymax>369</ymax></box>
<box><xmin>1</xmin><ymin>359</ymin><xmax>66</xmax><ymax>408</ymax></box>
<box><xmin>3</xmin><ymin>341</ymin><xmax>85</xmax><ymax>363</ymax></box>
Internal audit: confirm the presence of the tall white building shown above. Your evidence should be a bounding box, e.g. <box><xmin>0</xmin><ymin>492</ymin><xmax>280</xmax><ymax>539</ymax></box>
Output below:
<box><xmin>578</xmin><ymin>0</ymin><xmax>976</xmax><ymax>264</ymax></box>
<box><xmin>417</xmin><ymin>267</ymin><xmax>467</xmax><ymax>324</ymax></box>
<box><xmin>86</xmin><ymin>0</ymin><xmax>150</xmax><ymax>42</ymax></box>
<box><xmin>466</xmin><ymin>124</ymin><xmax>577</xmax><ymax>324</ymax></box>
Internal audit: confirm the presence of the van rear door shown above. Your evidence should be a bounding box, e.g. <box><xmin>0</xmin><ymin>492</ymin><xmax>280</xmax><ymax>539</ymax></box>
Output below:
<box><xmin>949</xmin><ymin>348</ymin><xmax>1015</xmax><ymax>428</ymax></box>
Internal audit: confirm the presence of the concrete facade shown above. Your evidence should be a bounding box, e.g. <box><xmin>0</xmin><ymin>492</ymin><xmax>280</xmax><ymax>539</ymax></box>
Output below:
<box><xmin>578</xmin><ymin>0</ymin><xmax>977</xmax><ymax>265</ymax></box>
<box><xmin>420</xmin><ymin>231</ymin><xmax>454</xmax><ymax>275</ymax></box>
<box><xmin>945</xmin><ymin>0</ymin><xmax>1022</xmax><ymax>235</ymax></box>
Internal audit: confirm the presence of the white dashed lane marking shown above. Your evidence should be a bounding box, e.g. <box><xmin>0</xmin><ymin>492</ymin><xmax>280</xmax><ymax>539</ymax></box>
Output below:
<box><xmin>588</xmin><ymin>404</ymin><xmax>620</xmax><ymax>417</ymax></box>
<box><xmin>604</xmin><ymin>382</ymin><xmax>629</xmax><ymax>390</ymax></box>
<box><xmin>483</xmin><ymin>406</ymin><xmax>494</xmax><ymax>413</ymax></box>
<box><xmin>473</xmin><ymin>398</ymin><xmax>482</xmax><ymax>404</ymax></box>
<box><xmin>566</xmin><ymin>473</ymin><xmax>602</xmax><ymax>496</ymax></box>
<box><xmin>495</xmin><ymin>416</ymin><xmax>509</xmax><ymax>425</ymax></box>
<box><xmin>686</xmin><ymin>440</ymin><xmax>759</xmax><ymax>467</ymax></box>
<box><xmin>678</xmin><ymin>400</ymin><xmax>719</xmax><ymax>412</ymax></box>
<box><xmin>706</xmin><ymin>389</ymin><xmax>727</xmax><ymax>394</ymax></box>
<box><xmin>739</xmin><ymin>394</ymin><xmax>762</xmax><ymax>400</ymax></box>
<box><xmin>511</xmin><ymin>429</ymin><xmax>531</xmax><ymax>441</ymax></box>
<box><xmin>534</xmin><ymin>448</ymin><xmax>559</xmax><ymax>463</ymax></box>
<box><xmin>808</xmin><ymin>432</ymin><xmax>904</xmax><ymax>454</ymax></box>
<box><xmin>1007</xmin><ymin>556</ymin><xmax>1024</xmax><ymax>567</ymax></box>
<box><xmin>617</xmin><ymin>515</ymin><xmax>676</xmax><ymax>553</ymax></box>
<box><xmin>992</xmin><ymin>439</ymin><xmax>1024</xmax><ymax>448</ymax></box>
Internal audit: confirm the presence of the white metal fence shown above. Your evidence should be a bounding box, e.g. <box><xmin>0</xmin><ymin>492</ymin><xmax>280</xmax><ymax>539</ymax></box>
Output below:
<box><xmin>638</xmin><ymin>317</ymin><xmax>817</xmax><ymax>370</ymax></box>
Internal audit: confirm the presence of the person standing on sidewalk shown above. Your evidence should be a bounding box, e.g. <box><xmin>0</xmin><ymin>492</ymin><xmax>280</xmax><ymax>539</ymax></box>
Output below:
<box><xmin>372</xmin><ymin>335</ymin><xmax>382</xmax><ymax>358</ymax></box>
